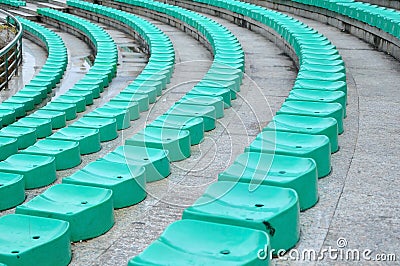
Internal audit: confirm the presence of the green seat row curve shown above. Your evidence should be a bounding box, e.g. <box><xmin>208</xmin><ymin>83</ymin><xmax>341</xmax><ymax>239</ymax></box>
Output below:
<box><xmin>0</xmin><ymin>0</ymin><xmax>25</xmax><ymax>7</ymax></box>
<box><xmin>1</xmin><ymin>17</ymin><xmax>67</xmax><ymax>124</ymax></box>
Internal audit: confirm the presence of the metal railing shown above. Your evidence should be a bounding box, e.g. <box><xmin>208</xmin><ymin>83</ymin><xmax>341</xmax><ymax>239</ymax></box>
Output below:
<box><xmin>0</xmin><ymin>9</ymin><xmax>22</xmax><ymax>90</ymax></box>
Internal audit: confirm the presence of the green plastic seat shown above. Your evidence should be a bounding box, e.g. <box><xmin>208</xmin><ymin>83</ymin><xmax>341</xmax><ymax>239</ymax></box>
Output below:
<box><xmin>70</xmin><ymin>117</ymin><xmax>118</xmax><ymax>142</ymax></box>
<box><xmin>14</xmin><ymin>91</ymin><xmax>42</xmax><ymax>105</ymax></box>
<box><xmin>84</xmin><ymin>107</ymin><xmax>130</xmax><ymax>130</ymax></box>
<box><xmin>104</xmin><ymin>101</ymin><xmax>140</xmax><ymax>121</ymax></box>
<box><xmin>48</xmin><ymin>127</ymin><xmax>101</xmax><ymax>155</ymax></box>
<box><xmin>129</xmin><ymin>219</ymin><xmax>270</xmax><ymax>265</ymax></box>
<box><xmin>177</xmin><ymin>95</ymin><xmax>225</xmax><ymax>118</ymax></box>
<box><xmin>20</xmin><ymin>139</ymin><xmax>81</xmax><ymax>170</ymax></box>
<box><xmin>0</xmin><ymin>154</ymin><xmax>56</xmax><ymax>189</ymax></box>
<box><xmin>4</xmin><ymin>96</ymin><xmax>35</xmax><ymax>112</ymax></box>
<box><xmin>0</xmin><ymin>173</ymin><xmax>25</xmax><ymax>210</ymax></box>
<box><xmin>71</xmin><ymin>84</ymin><xmax>101</xmax><ymax>99</ymax></box>
<box><xmin>13</xmin><ymin>117</ymin><xmax>52</xmax><ymax>138</ymax></box>
<box><xmin>29</xmin><ymin>110</ymin><xmax>66</xmax><ymax>129</ymax></box>
<box><xmin>63</xmin><ymin>160</ymin><xmax>146</xmax><ymax>209</ymax></box>
<box><xmin>293</xmin><ymin>79</ymin><xmax>347</xmax><ymax>94</ymax></box>
<box><xmin>166</xmin><ymin>103</ymin><xmax>216</xmax><ymax>131</ymax></box>
<box><xmin>103</xmin><ymin>145</ymin><xmax>170</xmax><ymax>182</ymax></box>
<box><xmin>0</xmin><ymin>214</ymin><xmax>71</xmax><ymax>266</ymax></box>
<box><xmin>0</xmin><ymin>102</ymin><xmax>25</xmax><ymax>118</ymax></box>
<box><xmin>42</xmin><ymin>102</ymin><xmax>77</xmax><ymax>121</ymax></box>
<box><xmin>287</xmin><ymin>89</ymin><xmax>347</xmax><ymax>117</ymax></box>
<box><xmin>277</xmin><ymin>101</ymin><xmax>344</xmax><ymax>134</ymax></box>
<box><xmin>0</xmin><ymin>126</ymin><xmax>36</xmax><ymax>149</ymax></box>
<box><xmin>265</xmin><ymin>114</ymin><xmax>339</xmax><ymax>153</ymax></box>
<box><xmin>54</xmin><ymin>95</ymin><xmax>86</xmax><ymax>112</ymax></box>
<box><xmin>125</xmin><ymin>127</ymin><xmax>191</xmax><ymax>162</ymax></box>
<box><xmin>187</xmin><ymin>86</ymin><xmax>231</xmax><ymax>108</ymax></box>
<box><xmin>183</xmin><ymin>181</ymin><xmax>300</xmax><ymax>252</ymax></box>
<box><xmin>245</xmin><ymin>131</ymin><xmax>331</xmax><ymax>178</ymax></box>
<box><xmin>0</xmin><ymin>108</ymin><xmax>16</xmax><ymax>126</ymax></box>
<box><xmin>23</xmin><ymin>85</ymin><xmax>48</xmax><ymax>99</ymax></box>
<box><xmin>116</xmin><ymin>92</ymin><xmax>150</xmax><ymax>112</ymax></box>
<box><xmin>0</xmin><ymin>137</ymin><xmax>18</xmax><ymax>161</ymax></box>
<box><xmin>219</xmin><ymin>152</ymin><xmax>318</xmax><ymax>210</ymax></box>
<box><xmin>123</xmin><ymin>85</ymin><xmax>158</xmax><ymax>103</ymax></box>
<box><xmin>64</xmin><ymin>90</ymin><xmax>94</xmax><ymax>106</ymax></box>
<box><xmin>16</xmin><ymin>184</ymin><xmax>114</xmax><ymax>242</ymax></box>
<box><xmin>148</xmin><ymin>114</ymin><xmax>204</xmax><ymax>145</ymax></box>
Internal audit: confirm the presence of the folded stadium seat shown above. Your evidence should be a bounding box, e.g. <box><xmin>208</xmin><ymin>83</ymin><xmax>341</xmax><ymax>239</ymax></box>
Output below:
<box><xmin>29</xmin><ymin>110</ymin><xmax>67</xmax><ymax>130</ymax></box>
<box><xmin>148</xmin><ymin>114</ymin><xmax>204</xmax><ymax>145</ymax></box>
<box><xmin>0</xmin><ymin>102</ymin><xmax>25</xmax><ymax>118</ymax></box>
<box><xmin>0</xmin><ymin>126</ymin><xmax>36</xmax><ymax>149</ymax></box>
<box><xmin>128</xmin><ymin>219</ymin><xmax>270</xmax><ymax>265</ymax></box>
<box><xmin>16</xmin><ymin>184</ymin><xmax>114</xmax><ymax>242</ymax></box>
<box><xmin>20</xmin><ymin>139</ymin><xmax>81</xmax><ymax>170</ymax></box>
<box><xmin>187</xmin><ymin>85</ymin><xmax>232</xmax><ymax>108</ymax></box>
<box><xmin>277</xmin><ymin>100</ymin><xmax>344</xmax><ymax>134</ymax></box>
<box><xmin>125</xmin><ymin>127</ymin><xmax>191</xmax><ymax>162</ymax></box>
<box><xmin>0</xmin><ymin>108</ymin><xmax>16</xmax><ymax>126</ymax></box>
<box><xmin>0</xmin><ymin>172</ymin><xmax>25</xmax><ymax>210</ymax></box>
<box><xmin>114</xmin><ymin>92</ymin><xmax>150</xmax><ymax>112</ymax></box>
<box><xmin>63</xmin><ymin>160</ymin><xmax>146</xmax><ymax>208</ymax></box>
<box><xmin>286</xmin><ymin>89</ymin><xmax>347</xmax><ymax>117</ymax></box>
<box><xmin>84</xmin><ymin>107</ymin><xmax>131</xmax><ymax>130</ymax></box>
<box><xmin>176</xmin><ymin>95</ymin><xmax>225</xmax><ymax>119</ymax></box>
<box><xmin>70</xmin><ymin>117</ymin><xmax>118</xmax><ymax>142</ymax></box>
<box><xmin>12</xmin><ymin>117</ymin><xmax>53</xmax><ymax>139</ymax></box>
<box><xmin>165</xmin><ymin>103</ymin><xmax>216</xmax><ymax>131</ymax></box>
<box><xmin>265</xmin><ymin>114</ymin><xmax>339</xmax><ymax>153</ymax></box>
<box><xmin>0</xmin><ymin>154</ymin><xmax>56</xmax><ymax>189</ymax></box>
<box><xmin>47</xmin><ymin>127</ymin><xmax>101</xmax><ymax>155</ymax></box>
<box><xmin>3</xmin><ymin>96</ymin><xmax>35</xmax><ymax>112</ymax></box>
<box><xmin>0</xmin><ymin>214</ymin><xmax>71</xmax><ymax>266</ymax></box>
<box><xmin>42</xmin><ymin>102</ymin><xmax>77</xmax><ymax>121</ymax></box>
<box><xmin>245</xmin><ymin>131</ymin><xmax>331</xmax><ymax>178</ymax></box>
<box><xmin>102</xmin><ymin>145</ymin><xmax>170</xmax><ymax>182</ymax></box>
<box><xmin>0</xmin><ymin>137</ymin><xmax>18</xmax><ymax>161</ymax></box>
<box><xmin>183</xmin><ymin>181</ymin><xmax>300</xmax><ymax>252</ymax></box>
<box><xmin>219</xmin><ymin>152</ymin><xmax>318</xmax><ymax>210</ymax></box>
<box><xmin>103</xmin><ymin>101</ymin><xmax>140</xmax><ymax>121</ymax></box>
<box><xmin>53</xmin><ymin>95</ymin><xmax>86</xmax><ymax>113</ymax></box>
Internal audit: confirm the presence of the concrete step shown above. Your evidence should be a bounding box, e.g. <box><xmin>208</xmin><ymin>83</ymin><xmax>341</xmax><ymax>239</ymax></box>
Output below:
<box><xmin>7</xmin><ymin>9</ymin><xmax>38</xmax><ymax>21</ymax></box>
<box><xmin>36</xmin><ymin>1</ymin><xmax>68</xmax><ymax>11</ymax></box>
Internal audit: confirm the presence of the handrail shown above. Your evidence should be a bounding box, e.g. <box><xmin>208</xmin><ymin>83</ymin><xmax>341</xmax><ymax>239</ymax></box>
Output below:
<box><xmin>0</xmin><ymin>9</ymin><xmax>22</xmax><ymax>91</ymax></box>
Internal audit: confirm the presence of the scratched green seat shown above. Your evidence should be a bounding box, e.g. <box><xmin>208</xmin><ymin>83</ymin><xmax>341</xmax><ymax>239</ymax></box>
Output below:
<box><xmin>70</xmin><ymin>117</ymin><xmax>118</xmax><ymax>142</ymax></box>
<box><xmin>0</xmin><ymin>214</ymin><xmax>71</xmax><ymax>266</ymax></box>
<box><xmin>265</xmin><ymin>114</ymin><xmax>339</xmax><ymax>153</ymax></box>
<box><xmin>29</xmin><ymin>110</ymin><xmax>66</xmax><ymax>129</ymax></box>
<box><xmin>0</xmin><ymin>173</ymin><xmax>25</xmax><ymax>210</ymax></box>
<box><xmin>177</xmin><ymin>95</ymin><xmax>225</xmax><ymax>118</ymax></box>
<box><xmin>277</xmin><ymin>100</ymin><xmax>344</xmax><ymax>134</ymax></box>
<box><xmin>0</xmin><ymin>126</ymin><xmax>36</xmax><ymax>149</ymax></box>
<box><xmin>246</xmin><ymin>131</ymin><xmax>331</xmax><ymax>178</ymax></box>
<box><xmin>188</xmin><ymin>85</ymin><xmax>231</xmax><ymax>108</ymax></box>
<box><xmin>125</xmin><ymin>127</ymin><xmax>190</xmax><ymax>162</ymax></box>
<box><xmin>12</xmin><ymin>117</ymin><xmax>52</xmax><ymax>139</ymax></box>
<box><xmin>128</xmin><ymin>219</ymin><xmax>270</xmax><ymax>265</ymax></box>
<box><xmin>183</xmin><ymin>181</ymin><xmax>300</xmax><ymax>252</ymax></box>
<box><xmin>219</xmin><ymin>152</ymin><xmax>318</xmax><ymax>210</ymax></box>
<box><xmin>48</xmin><ymin>127</ymin><xmax>101</xmax><ymax>155</ymax></box>
<box><xmin>20</xmin><ymin>139</ymin><xmax>81</xmax><ymax>170</ymax></box>
<box><xmin>63</xmin><ymin>160</ymin><xmax>146</xmax><ymax>208</ymax></box>
<box><xmin>0</xmin><ymin>154</ymin><xmax>56</xmax><ymax>189</ymax></box>
<box><xmin>166</xmin><ymin>103</ymin><xmax>216</xmax><ymax>131</ymax></box>
<box><xmin>0</xmin><ymin>137</ymin><xmax>18</xmax><ymax>161</ymax></box>
<box><xmin>103</xmin><ymin>145</ymin><xmax>170</xmax><ymax>182</ymax></box>
<box><xmin>148</xmin><ymin>114</ymin><xmax>204</xmax><ymax>145</ymax></box>
<box><xmin>16</xmin><ymin>184</ymin><xmax>114</xmax><ymax>242</ymax></box>
<box><xmin>84</xmin><ymin>107</ymin><xmax>130</xmax><ymax>130</ymax></box>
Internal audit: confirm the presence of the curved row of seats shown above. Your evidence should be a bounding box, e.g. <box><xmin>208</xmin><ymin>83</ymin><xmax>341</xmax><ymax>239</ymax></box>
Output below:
<box><xmin>0</xmin><ymin>3</ymin><xmax>176</xmax><ymax>265</ymax></box>
<box><xmin>0</xmin><ymin>0</ymin><xmax>25</xmax><ymax>7</ymax></box>
<box><xmin>292</xmin><ymin>0</ymin><xmax>400</xmax><ymax>39</ymax></box>
<box><xmin>0</xmin><ymin>16</ymin><xmax>67</xmax><ymax>129</ymax></box>
<box><xmin>114</xmin><ymin>0</ymin><xmax>349</xmax><ymax>264</ymax></box>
